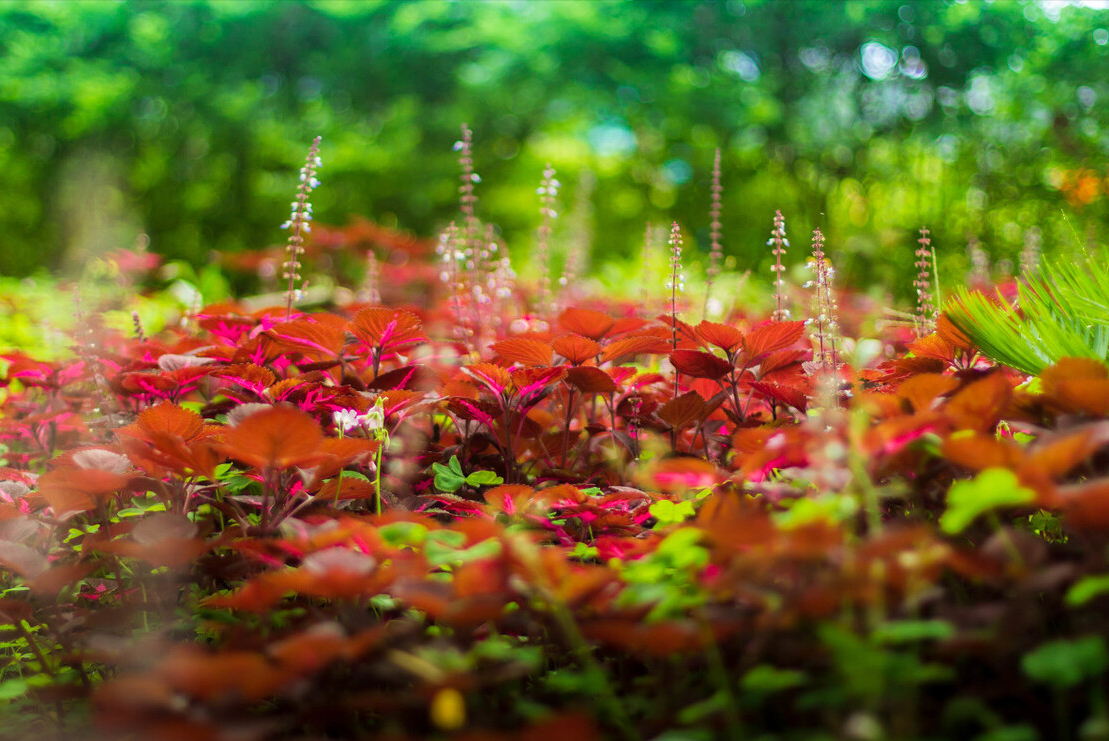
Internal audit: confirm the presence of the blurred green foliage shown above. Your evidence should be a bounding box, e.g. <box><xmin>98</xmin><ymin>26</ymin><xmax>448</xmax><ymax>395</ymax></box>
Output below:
<box><xmin>1</xmin><ymin>0</ymin><xmax>1108</xmax><ymax>296</ymax></box>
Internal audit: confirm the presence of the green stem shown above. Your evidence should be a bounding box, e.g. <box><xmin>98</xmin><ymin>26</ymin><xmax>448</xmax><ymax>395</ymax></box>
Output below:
<box><xmin>374</xmin><ymin>444</ymin><xmax>384</xmax><ymax>516</ymax></box>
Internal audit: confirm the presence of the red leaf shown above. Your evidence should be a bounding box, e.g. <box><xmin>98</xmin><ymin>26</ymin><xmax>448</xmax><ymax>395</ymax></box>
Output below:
<box><xmin>350</xmin><ymin>308</ymin><xmax>425</xmax><ymax>352</ymax></box>
<box><xmin>937</xmin><ymin>313</ymin><xmax>976</xmax><ymax>354</ymax></box>
<box><xmin>696</xmin><ymin>321</ymin><xmax>744</xmax><ymax>353</ymax></box>
<box><xmin>758</xmin><ymin>349</ymin><xmax>810</xmax><ymax>377</ymax></box>
<box><xmin>37</xmin><ymin>468</ymin><xmax>132</xmax><ymax>516</ymax></box>
<box><xmin>462</xmin><ymin>363</ymin><xmax>512</xmax><ymax>396</ymax></box>
<box><xmin>648</xmin><ymin>457</ymin><xmax>721</xmax><ymax>492</ymax></box>
<box><xmin>552</xmin><ymin>334</ymin><xmax>602</xmax><ymax>365</ymax></box>
<box><xmin>657</xmin><ymin>391</ymin><xmax>707</xmax><ymax>430</ymax></box>
<box><xmin>510</xmin><ymin>366</ymin><xmax>568</xmax><ymax>398</ymax></box>
<box><xmin>265</xmin><ymin>315</ymin><xmax>348</xmax><ymax>360</ymax></box>
<box><xmin>743</xmin><ymin>321</ymin><xmax>805</xmax><ymax>358</ymax></box>
<box><xmin>600</xmin><ymin>335</ymin><xmax>672</xmax><ymax>365</ymax></box>
<box><xmin>907</xmin><ymin>334</ymin><xmax>956</xmax><ymax>364</ymax></box>
<box><xmin>365</xmin><ymin>365</ymin><xmax>440</xmax><ymax>392</ymax></box>
<box><xmin>669</xmin><ymin>350</ymin><xmax>733</xmax><ymax>381</ymax></box>
<box><xmin>558</xmin><ymin>308</ymin><xmax>615</xmax><ymax>340</ymax></box>
<box><xmin>483</xmin><ymin>484</ymin><xmax>535</xmax><ymax>516</ymax></box>
<box><xmin>123</xmin><ymin>403</ymin><xmax>205</xmax><ymax>442</ymax></box>
<box><xmin>749</xmin><ymin>380</ymin><xmax>810</xmax><ymax>412</ymax></box>
<box><xmin>490</xmin><ymin>338</ymin><xmax>553</xmax><ymax>367</ymax></box>
<box><xmin>1062</xmin><ymin>478</ymin><xmax>1109</xmax><ymax>533</ymax></box>
<box><xmin>945</xmin><ymin>372</ymin><xmax>1013</xmax><ymax>432</ymax></box>
<box><xmin>1041</xmin><ymin>358</ymin><xmax>1109</xmax><ymax>416</ymax></box>
<box><xmin>941</xmin><ymin>433</ymin><xmax>1023</xmax><ymax>471</ymax></box>
<box><xmin>221</xmin><ymin>405</ymin><xmax>324</xmax><ymax>470</ymax></box>
<box><xmin>211</xmin><ymin>364</ymin><xmax>276</xmax><ymax>394</ymax></box>
<box><xmin>566</xmin><ymin>366</ymin><xmax>617</xmax><ymax>394</ymax></box>
<box><xmin>896</xmin><ymin>373</ymin><xmax>960</xmax><ymax>413</ymax></box>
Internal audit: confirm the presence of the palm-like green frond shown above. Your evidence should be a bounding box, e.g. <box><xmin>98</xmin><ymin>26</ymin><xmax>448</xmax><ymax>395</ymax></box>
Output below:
<box><xmin>944</xmin><ymin>251</ymin><xmax>1109</xmax><ymax>376</ymax></box>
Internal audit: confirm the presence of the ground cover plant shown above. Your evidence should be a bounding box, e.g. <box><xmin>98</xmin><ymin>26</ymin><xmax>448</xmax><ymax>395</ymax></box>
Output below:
<box><xmin>4</xmin><ymin>132</ymin><xmax>1109</xmax><ymax>741</ymax></box>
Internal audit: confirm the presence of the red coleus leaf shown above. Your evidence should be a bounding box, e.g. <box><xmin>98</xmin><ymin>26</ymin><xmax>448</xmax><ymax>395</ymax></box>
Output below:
<box><xmin>566</xmin><ymin>366</ymin><xmax>617</xmax><ymax>394</ymax></box>
<box><xmin>211</xmin><ymin>363</ymin><xmax>277</xmax><ymax>395</ymax></box>
<box><xmin>657</xmin><ymin>391</ymin><xmax>708</xmax><ymax>431</ymax></box>
<box><xmin>350</xmin><ymin>307</ymin><xmax>425</xmax><ymax>353</ymax></box>
<box><xmin>491</xmin><ymin>338</ymin><xmax>554</xmax><ymax>367</ymax></box>
<box><xmin>896</xmin><ymin>373</ymin><xmax>960</xmax><ymax>413</ymax></box>
<box><xmin>510</xmin><ymin>366</ymin><xmax>568</xmax><ymax>399</ymax></box>
<box><xmin>669</xmin><ymin>350</ymin><xmax>733</xmax><ymax>381</ymax></box>
<box><xmin>1040</xmin><ymin>358</ymin><xmax>1109</xmax><ymax>416</ymax></box>
<box><xmin>123</xmin><ymin>402</ymin><xmax>205</xmax><ymax>442</ymax></box>
<box><xmin>449</xmin><ymin>398</ymin><xmax>500</xmax><ymax>429</ymax></box>
<box><xmin>600</xmin><ymin>335</ymin><xmax>673</xmax><ymax>365</ymax></box>
<box><xmin>462</xmin><ymin>363</ymin><xmax>513</xmax><ymax>396</ymax></box>
<box><xmin>153</xmin><ymin>646</ymin><xmax>295</xmax><ymax>702</ymax></box>
<box><xmin>37</xmin><ymin>468</ymin><xmax>133</xmax><ymax>516</ymax></box>
<box><xmin>906</xmin><ymin>333</ymin><xmax>956</xmax><ymax>364</ymax></box>
<box><xmin>558</xmin><ymin>307</ymin><xmax>615</xmax><ymax>340</ymax></box>
<box><xmin>749</xmin><ymin>380</ymin><xmax>810</xmax><ymax>413</ymax></box>
<box><xmin>945</xmin><ymin>372</ymin><xmax>1013</xmax><ymax>432</ymax></box>
<box><xmin>1061</xmin><ymin>478</ymin><xmax>1109</xmax><ymax>533</ymax></box>
<box><xmin>552</xmin><ymin>334</ymin><xmax>602</xmax><ymax>365</ymax></box>
<box><xmin>743</xmin><ymin>320</ymin><xmax>805</xmax><ymax>358</ymax></box>
<box><xmin>312</xmin><ymin>438</ymin><xmax>382</xmax><ymax>482</ymax></box>
<box><xmin>936</xmin><ymin>313</ymin><xmax>976</xmax><ymax>355</ymax></box>
<box><xmin>758</xmin><ymin>349</ymin><xmax>810</xmax><ymax>377</ymax></box>
<box><xmin>90</xmin><ymin>513</ymin><xmax>212</xmax><ymax>567</ymax></box>
<box><xmin>647</xmin><ymin>457</ymin><xmax>721</xmax><ymax>493</ymax></box>
<box><xmin>221</xmin><ymin>405</ymin><xmax>325</xmax><ymax>470</ymax></box>
<box><xmin>941</xmin><ymin>432</ymin><xmax>1023</xmax><ymax>471</ymax></box>
<box><xmin>121</xmin><ymin>431</ymin><xmax>224</xmax><ymax>481</ymax></box>
<box><xmin>483</xmin><ymin>484</ymin><xmax>535</xmax><ymax>516</ymax></box>
<box><xmin>365</xmin><ymin>365</ymin><xmax>440</xmax><ymax>392</ymax></box>
<box><xmin>265</xmin><ymin>315</ymin><xmax>348</xmax><ymax>360</ymax></box>
<box><xmin>581</xmin><ymin>619</ymin><xmax>721</xmax><ymax>656</ymax></box>
<box><xmin>653</xmin><ymin>315</ymin><xmax>703</xmax><ymax>348</ymax></box>
<box><xmin>696</xmin><ymin>321</ymin><xmax>744</xmax><ymax>353</ymax></box>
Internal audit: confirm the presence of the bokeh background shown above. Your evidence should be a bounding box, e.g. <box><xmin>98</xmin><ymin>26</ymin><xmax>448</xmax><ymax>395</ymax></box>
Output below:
<box><xmin>2</xmin><ymin>0</ymin><xmax>1108</xmax><ymax>296</ymax></box>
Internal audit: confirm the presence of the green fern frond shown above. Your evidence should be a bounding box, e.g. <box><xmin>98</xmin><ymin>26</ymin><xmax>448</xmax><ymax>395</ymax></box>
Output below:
<box><xmin>944</xmin><ymin>251</ymin><xmax>1109</xmax><ymax>376</ymax></box>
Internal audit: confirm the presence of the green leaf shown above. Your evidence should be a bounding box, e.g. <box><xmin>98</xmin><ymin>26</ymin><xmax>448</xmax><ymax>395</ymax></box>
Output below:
<box><xmin>0</xmin><ymin>678</ymin><xmax>28</xmax><ymax>700</ymax></box>
<box><xmin>378</xmin><ymin>521</ymin><xmax>428</xmax><ymax>547</ymax></box>
<box><xmin>649</xmin><ymin>499</ymin><xmax>696</xmax><ymax>527</ymax></box>
<box><xmin>465</xmin><ymin>469</ymin><xmax>503</xmax><ymax>486</ymax></box>
<box><xmin>432</xmin><ymin>462</ymin><xmax>465</xmax><ymax>493</ymax></box>
<box><xmin>945</xmin><ymin>250</ymin><xmax>1109</xmax><ymax>375</ymax></box>
<box><xmin>448</xmin><ymin>455</ymin><xmax>463</xmax><ymax>476</ymax></box>
<box><xmin>940</xmin><ymin>468</ymin><xmax>1035</xmax><ymax>535</ymax></box>
<box><xmin>973</xmin><ymin>725</ymin><xmax>1039</xmax><ymax>741</ymax></box>
<box><xmin>1021</xmin><ymin>636</ymin><xmax>1108</xmax><ymax>690</ymax></box>
<box><xmin>1065</xmin><ymin>574</ymin><xmax>1109</xmax><ymax>607</ymax></box>
<box><xmin>872</xmin><ymin>619</ymin><xmax>955</xmax><ymax>645</ymax></box>
<box><xmin>677</xmin><ymin>689</ymin><xmax>728</xmax><ymax>724</ymax></box>
<box><xmin>740</xmin><ymin>664</ymin><xmax>809</xmax><ymax>695</ymax></box>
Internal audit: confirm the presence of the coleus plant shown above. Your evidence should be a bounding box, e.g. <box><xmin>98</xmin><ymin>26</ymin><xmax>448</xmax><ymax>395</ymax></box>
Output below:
<box><xmin>3</xmin><ymin>217</ymin><xmax>1109</xmax><ymax>741</ymax></box>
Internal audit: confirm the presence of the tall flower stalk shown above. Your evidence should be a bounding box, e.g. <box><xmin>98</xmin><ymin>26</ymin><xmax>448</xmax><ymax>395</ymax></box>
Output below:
<box><xmin>913</xmin><ymin>227</ymin><xmax>936</xmax><ymax>338</ymax></box>
<box><xmin>455</xmin><ymin>124</ymin><xmax>480</xmax><ymax>291</ymax></box>
<box><xmin>436</xmin><ymin>221</ymin><xmax>470</xmax><ymax>349</ymax></box>
<box><xmin>667</xmin><ymin>222</ymin><xmax>685</xmax><ymax>397</ymax></box>
<box><xmin>807</xmin><ymin>228</ymin><xmax>839</xmax><ymax>377</ymax></box>
<box><xmin>360</xmin><ymin>249</ymin><xmax>382</xmax><ymax>305</ymax></box>
<box><xmin>281</xmin><ymin>136</ymin><xmax>322</xmax><ymax>322</ymax></box>
<box><xmin>768</xmin><ymin>210</ymin><xmax>790</xmax><ymax>321</ymax></box>
<box><xmin>703</xmin><ymin>148</ymin><xmax>723</xmax><ymax>318</ymax></box>
<box><xmin>535</xmin><ymin>163</ymin><xmax>559</xmax><ymax>316</ymax></box>
<box><xmin>559</xmin><ymin>170</ymin><xmax>594</xmax><ymax>307</ymax></box>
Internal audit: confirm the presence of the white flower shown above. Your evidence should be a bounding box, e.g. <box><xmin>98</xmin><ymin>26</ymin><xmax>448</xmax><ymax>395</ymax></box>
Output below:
<box><xmin>332</xmin><ymin>408</ymin><xmax>362</xmax><ymax>434</ymax></box>
<box><xmin>364</xmin><ymin>401</ymin><xmax>385</xmax><ymax>432</ymax></box>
